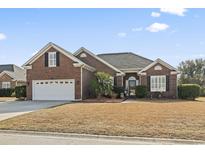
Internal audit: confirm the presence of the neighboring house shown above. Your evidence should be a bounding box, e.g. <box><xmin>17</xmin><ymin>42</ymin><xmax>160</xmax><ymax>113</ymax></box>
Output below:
<box><xmin>0</xmin><ymin>64</ymin><xmax>26</xmax><ymax>89</ymax></box>
<box><xmin>23</xmin><ymin>42</ymin><xmax>178</xmax><ymax>101</ymax></box>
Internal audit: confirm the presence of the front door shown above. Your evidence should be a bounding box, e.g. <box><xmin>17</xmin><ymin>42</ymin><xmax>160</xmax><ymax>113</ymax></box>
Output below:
<box><xmin>128</xmin><ymin>80</ymin><xmax>136</xmax><ymax>96</ymax></box>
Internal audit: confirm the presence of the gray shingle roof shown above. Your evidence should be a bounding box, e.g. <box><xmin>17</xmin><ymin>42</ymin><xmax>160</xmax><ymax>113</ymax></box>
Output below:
<box><xmin>0</xmin><ymin>64</ymin><xmax>14</xmax><ymax>73</ymax></box>
<box><xmin>0</xmin><ymin>64</ymin><xmax>26</xmax><ymax>81</ymax></box>
<box><xmin>98</xmin><ymin>52</ymin><xmax>153</xmax><ymax>71</ymax></box>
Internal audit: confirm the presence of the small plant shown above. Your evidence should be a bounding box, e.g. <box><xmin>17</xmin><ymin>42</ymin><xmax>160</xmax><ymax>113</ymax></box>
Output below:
<box><xmin>178</xmin><ymin>84</ymin><xmax>201</xmax><ymax>100</ymax></box>
<box><xmin>113</xmin><ymin>86</ymin><xmax>124</xmax><ymax>98</ymax></box>
<box><xmin>135</xmin><ymin>85</ymin><xmax>148</xmax><ymax>98</ymax></box>
<box><xmin>0</xmin><ymin>88</ymin><xmax>14</xmax><ymax>97</ymax></box>
<box><xmin>15</xmin><ymin>85</ymin><xmax>26</xmax><ymax>98</ymax></box>
<box><xmin>91</xmin><ymin>72</ymin><xmax>113</xmax><ymax>98</ymax></box>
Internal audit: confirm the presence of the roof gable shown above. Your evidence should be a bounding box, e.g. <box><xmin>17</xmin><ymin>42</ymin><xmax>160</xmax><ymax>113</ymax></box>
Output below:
<box><xmin>74</xmin><ymin>47</ymin><xmax>124</xmax><ymax>74</ymax></box>
<box><xmin>23</xmin><ymin>42</ymin><xmax>84</xmax><ymax>66</ymax></box>
<box><xmin>138</xmin><ymin>58</ymin><xmax>177</xmax><ymax>74</ymax></box>
<box><xmin>22</xmin><ymin>42</ymin><xmax>95</xmax><ymax>72</ymax></box>
<box><xmin>0</xmin><ymin>65</ymin><xmax>26</xmax><ymax>81</ymax></box>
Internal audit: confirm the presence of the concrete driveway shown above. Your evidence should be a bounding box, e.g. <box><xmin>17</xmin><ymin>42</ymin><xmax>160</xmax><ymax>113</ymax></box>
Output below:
<box><xmin>0</xmin><ymin>100</ymin><xmax>68</xmax><ymax>121</ymax></box>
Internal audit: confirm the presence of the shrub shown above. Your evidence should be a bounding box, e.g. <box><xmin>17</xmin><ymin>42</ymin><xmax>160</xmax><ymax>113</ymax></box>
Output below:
<box><xmin>113</xmin><ymin>86</ymin><xmax>124</xmax><ymax>98</ymax></box>
<box><xmin>15</xmin><ymin>85</ymin><xmax>26</xmax><ymax>98</ymax></box>
<box><xmin>91</xmin><ymin>72</ymin><xmax>113</xmax><ymax>98</ymax></box>
<box><xmin>0</xmin><ymin>88</ymin><xmax>14</xmax><ymax>97</ymax></box>
<box><xmin>178</xmin><ymin>84</ymin><xmax>201</xmax><ymax>100</ymax></box>
<box><xmin>200</xmin><ymin>87</ymin><xmax>205</xmax><ymax>97</ymax></box>
<box><xmin>135</xmin><ymin>85</ymin><xmax>148</xmax><ymax>98</ymax></box>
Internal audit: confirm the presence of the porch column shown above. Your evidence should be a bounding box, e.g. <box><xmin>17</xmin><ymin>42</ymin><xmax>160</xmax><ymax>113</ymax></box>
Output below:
<box><xmin>116</xmin><ymin>75</ymin><xmax>123</xmax><ymax>87</ymax></box>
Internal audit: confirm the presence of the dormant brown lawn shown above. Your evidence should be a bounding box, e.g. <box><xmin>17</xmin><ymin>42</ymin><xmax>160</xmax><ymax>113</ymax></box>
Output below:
<box><xmin>0</xmin><ymin>98</ymin><xmax>205</xmax><ymax>141</ymax></box>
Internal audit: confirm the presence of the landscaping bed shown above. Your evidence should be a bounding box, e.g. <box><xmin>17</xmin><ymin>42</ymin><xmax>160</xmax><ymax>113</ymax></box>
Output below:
<box><xmin>82</xmin><ymin>98</ymin><xmax>125</xmax><ymax>103</ymax></box>
<box><xmin>0</xmin><ymin>97</ymin><xmax>205</xmax><ymax>141</ymax></box>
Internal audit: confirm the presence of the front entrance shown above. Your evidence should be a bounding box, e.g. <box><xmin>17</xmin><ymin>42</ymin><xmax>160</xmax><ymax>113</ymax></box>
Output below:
<box><xmin>128</xmin><ymin>80</ymin><xmax>136</xmax><ymax>96</ymax></box>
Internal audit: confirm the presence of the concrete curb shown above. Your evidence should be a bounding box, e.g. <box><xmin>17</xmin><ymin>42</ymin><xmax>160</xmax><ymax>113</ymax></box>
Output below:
<box><xmin>0</xmin><ymin>130</ymin><xmax>204</xmax><ymax>144</ymax></box>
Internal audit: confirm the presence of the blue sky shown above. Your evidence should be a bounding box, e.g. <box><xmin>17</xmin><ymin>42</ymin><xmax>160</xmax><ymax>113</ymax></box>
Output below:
<box><xmin>0</xmin><ymin>8</ymin><xmax>205</xmax><ymax>67</ymax></box>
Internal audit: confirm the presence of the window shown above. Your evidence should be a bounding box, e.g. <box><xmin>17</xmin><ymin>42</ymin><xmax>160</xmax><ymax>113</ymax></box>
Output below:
<box><xmin>2</xmin><ymin>82</ymin><xmax>11</xmax><ymax>89</ymax></box>
<box><xmin>48</xmin><ymin>52</ymin><xmax>56</xmax><ymax>67</ymax></box>
<box><xmin>110</xmin><ymin>76</ymin><xmax>114</xmax><ymax>86</ymax></box>
<box><xmin>150</xmin><ymin>75</ymin><xmax>166</xmax><ymax>92</ymax></box>
<box><xmin>80</xmin><ymin>53</ymin><xmax>87</xmax><ymax>58</ymax></box>
<box><xmin>154</xmin><ymin>65</ymin><xmax>162</xmax><ymax>70</ymax></box>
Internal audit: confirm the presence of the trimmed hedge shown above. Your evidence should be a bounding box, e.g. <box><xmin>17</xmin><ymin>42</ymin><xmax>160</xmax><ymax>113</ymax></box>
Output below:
<box><xmin>135</xmin><ymin>85</ymin><xmax>148</xmax><ymax>98</ymax></box>
<box><xmin>113</xmin><ymin>86</ymin><xmax>124</xmax><ymax>98</ymax></box>
<box><xmin>0</xmin><ymin>88</ymin><xmax>14</xmax><ymax>97</ymax></box>
<box><xmin>178</xmin><ymin>84</ymin><xmax>201</xmax><ymax>100</ymax></box>
<box><xmin>201</xmin><ymin>87</ymin><xmax>205</xmax><ymax>97</ymax></box>
<box><xmin>15</xmin><ymin>85</ymin><xmax>26</xmax><ymax>98</ymax></box>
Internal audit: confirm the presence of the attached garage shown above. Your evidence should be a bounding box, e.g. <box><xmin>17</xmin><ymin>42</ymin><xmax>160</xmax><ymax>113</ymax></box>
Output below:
<box><xmin>32</xmin><ymin>79</ymin><xmax>75</xmax><ymax>101</ymax></box>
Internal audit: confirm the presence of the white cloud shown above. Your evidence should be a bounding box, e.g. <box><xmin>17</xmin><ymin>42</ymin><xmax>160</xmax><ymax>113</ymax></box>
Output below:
<box><xmin>160</xmin><ymin>8</ymin><xmax>187</xmax><ymax>16</ymax></box>
<box><xmin>132</xmin><ymin>27</ymin><xmax>143</xmax><ymax>32</ymax></box>
<box><xmin>117</xmin><ymin>32</ymin><xmax>127</xmax><ymax>38</ymax></box>
<box><xmin>0</xmin><ymin>33</ymin><xmax>7</xmax><ymax>40</ymax></box>
<box><xmin>151</xmin><ymin>12</ymin><xmax>161</xmax><ymax>17</ymax></box>
<box><xmin>146</xmin><ymin>23</ymin><xmax>169</xmax><ymax>32</ymax></box>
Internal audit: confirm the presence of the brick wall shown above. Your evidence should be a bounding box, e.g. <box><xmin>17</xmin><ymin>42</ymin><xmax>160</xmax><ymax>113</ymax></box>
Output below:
<box><xmin>76</xmin><ymin>51</ymin><xmax>117</xmax><ymax>76</ymax></box>
<box><xmin>140</xmin><ymin>63</ymin><xmax>177</xmax><ymax>98</ymax></box>
<box><xmin>0</xmin><ymin>74</ymin><xmax>16</xmax><ymax>89</ymax></box>
<box><xmin>82</xmin><ymin>68</ymin><xmax>95</xmax><ymax>99</ymax></box>
<box><xmin>26</xmin><ymin>47</ymin><xmax>81</xmax><ymax>100</ymax></box>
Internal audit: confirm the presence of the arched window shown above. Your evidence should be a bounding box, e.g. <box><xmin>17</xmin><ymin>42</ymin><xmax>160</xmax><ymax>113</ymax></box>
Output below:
<box><xmin>80</xmin><ymin>53</ymin><xmax>87</xmax><ymax>58</ymax></box>
<box><xmin>128</xmin><ymin>76</ymin><xmax>136</xmax><ymax>81</ymax></box>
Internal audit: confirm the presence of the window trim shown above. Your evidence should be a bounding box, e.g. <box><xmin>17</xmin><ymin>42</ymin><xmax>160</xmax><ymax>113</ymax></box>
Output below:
<box><xmin>48</xmin><ymin>52</ymin><xmax>57</xmax><ymax>67</ymax></box>
<box><xmin>110</xmin><ymin>76</ymin><xmax>114</xmax><ymax>86</ymax></box>
<box><xmin>2</xmin><ymin>82</ymin><xmax>11</xmax><ymax>89</ymax></box>
<box><xmin>150</xmin><ymin>75</ymin><xmax>166</xmax><ymax>92</ymax></box>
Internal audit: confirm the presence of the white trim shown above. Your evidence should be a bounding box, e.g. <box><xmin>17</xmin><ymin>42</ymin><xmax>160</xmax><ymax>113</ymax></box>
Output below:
<box><xmin>150</xmin><ymin>75</ymin><xmax>166</xmax><ymax>92</ymax></box>
<box><xmin>140</xmin><ymin>72</ymin><xmax>147</xmax><ymax>76</ymax></box>
<box><xmin>80</xmin><ymin>53</ymin><xmax>87</xmax><ymax>58</ymax></box>
<box><xmin>170</xmin><ymin>71</ymin><xmax>178</xmax><ymax>75</ymax></box>
<box><xmin>74</xmin><ymin>47</ymin><xmax>125</xmax><ymax>75</ymax></box>
<box><xmin>116</xmin><ymin>72</ymin><xmax>125</xmax><ymax>76</ymax></box>
<box><xmin>22</xmin><ymin>42</ymin><xmax>95</xmax><ymax>72</ymax></box>
<box><xmin>73</xmin><ymin>63</ymin><xmax>83</xmax><ymax>67</ymax></box>
<box><xmin>154</xmin><ymin>65</ymin><xmax>162</xmax><ymax>70</ymax></box>
<box><xmin>48</xmin><ymin>52</ymin><xmax>57</xmax><ymax>67</ymax></box>
<box><xmin>2</xmin><ymin>81</ymin><xmax>11</xmax><ymax>89</ymax></box>
<box><xmin>120</xmin><ymin>68</ymin><xmax>142</xmax><ymax>73</ymax></box>
<box><xmin>23</xmin><ymin>42</ymin><xmax>82</xmax><ymax>66</ymax></box>
<box><xmin>81</xmin><ymin>67</ymin><xmax>83</xmax><ymax>100</ymax></box>
<box><xmin>0</xmin><ymin>71</ymin><xmax>13</xmax><ymax>79</ymax></box>
<box><xmin>24</xmin><ymin>65</ymin><xmax>32</xmax><ymax>69</ymax></box>
<box><xmin>122</xmin><ymin>70</ymin><xmax>138</xmax><ymax>73</ymax></box>
<box><xmin>139</xmin><ymin>58</ymin><xmax>177</xmax><ymax>74</ymax></box>
<box><xmin>82</xmin><ymin>64</ymin><xmax>96</xmax><ymax>72</ymax></box>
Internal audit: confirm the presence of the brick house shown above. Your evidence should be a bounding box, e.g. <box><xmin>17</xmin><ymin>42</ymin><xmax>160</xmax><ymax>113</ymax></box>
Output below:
<box><xmin>0</xmin><ymin>64</ymin><xmax>26</xmax><ymax>89</ymax></box>
<box><xmin>23</xmin><ymin>42</ymin><xmax>178</xmax><ymax>101</ymax></box>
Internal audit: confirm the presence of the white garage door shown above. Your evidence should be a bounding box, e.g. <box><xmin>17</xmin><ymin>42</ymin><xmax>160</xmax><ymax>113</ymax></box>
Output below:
<box><xmin>32</xmin><ymin>79</ymin><xmax>75</xmax><ymax>101</ymax></box>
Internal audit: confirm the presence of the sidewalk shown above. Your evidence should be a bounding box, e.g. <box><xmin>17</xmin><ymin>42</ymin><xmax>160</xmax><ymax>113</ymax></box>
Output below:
<box><xmin>0</xmin><ymin>130</ymin><xmax>204</xmax><ymax>145</ymax></box>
